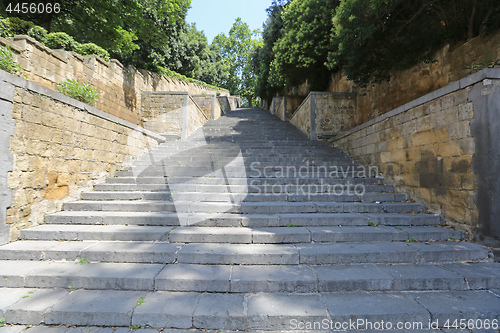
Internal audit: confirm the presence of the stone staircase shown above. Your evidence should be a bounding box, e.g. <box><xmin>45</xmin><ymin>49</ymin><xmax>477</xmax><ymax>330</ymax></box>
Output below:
<box><xmin>0</xmin><ymin>108</ymin><xmax>499</xmax><ymax>332</ymax></box>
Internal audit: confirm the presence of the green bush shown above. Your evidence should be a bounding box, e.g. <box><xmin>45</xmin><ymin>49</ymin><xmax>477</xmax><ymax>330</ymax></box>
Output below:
<box><xmin>0</xmin><ymin>45</ymin><xmax>22</xmax><ymax>74</ymax></box>
<box><xmin>156</xmin><ymin>66</ymin><xmax>228</xmax><ymax>93</ymax></box>
<box><xmin>156</xmin><ymin>66</ymin><xmax>188</xmax><ymax>80</ymax></box>
<box><xmin>27</xmin><ymin>26</ymin><xmax>48</xmax><ymax>42</ymax></box>
<box><xmin>43</xmin><ymin>32</ymin><xmax>80</xmax><ymax>51</ymax></box>
<box><xmin>78</xmin><ymin>43</ymin><xmax>110</xmax><ymax>61</ymax></box>
<box><xmin>57</xmin><ymin>79</ymin><xmax>99</xmax><ymax>106</ymax></box>
<box><xmin>0</xmin><ymin>16</ymin><xmax>34</xmax><ymax>37</ymax></box>
<box><xmin>0</xmin><ymin>17</ymin><xmax>10</xmax><ymax>37</ymax></box>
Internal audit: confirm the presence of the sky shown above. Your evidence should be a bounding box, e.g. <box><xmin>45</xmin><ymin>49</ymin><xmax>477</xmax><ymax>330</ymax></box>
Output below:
<box><xmin>186</xmin><ymin>0</ymin><xmax>273</xmax><ymax>43</ymax></box>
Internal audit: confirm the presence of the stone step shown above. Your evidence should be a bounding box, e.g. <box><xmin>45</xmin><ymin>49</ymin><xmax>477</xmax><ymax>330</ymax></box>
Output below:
<box><xmin>0</xmin><ymin>261</ymin><xmax>498</xmax><ymax>293</ymax></box>
<box><xmin>115</xmin><ymin>170</ymin><xmax>379</xmax><ymax>178</ymax></box>
<box><xmin>20</xmin><ymin>225</ymin><xmax>462</xmax><ymax>243</ymax></box>
<box><xmin>105</xmin><ymin>176</ymin><xmax>385</xmax><ymax>185</ymax></box>
<box><xmin>21</xmin><ymin>225</ymin><xmax>174</xmax><ymax>241</ymax></box>
<box><xmin>78</xmin><ymin>191</ymin><xmax>406</xmax><ymax>203</ymax></box>
<box><xmin>64</xmin><ymin>201</ymin><xmax>426</xmax><ymax>214</ymax></box>
<box><xmin>45</xmin><ymin>212</ymin><xmax>442</xmax><ymax>227</ymax></box>
<box><xmin>155</xmin><ymin>142</ymin><xmax>332</xmax><ymax>147</ymax></box>
<box><xmin>0</xmin><ymin>288</ymin><xmax>498</xmax><ymax>329</ymax></box>
<box><xmin>133</xmin><ymin>157</ymin><xmax>354</xmax><ymax>164</ymax></box>
<box><xmin>142</xmin><ymin>149</ymin><xmax>349</xmax><ymax>156</ymax></box>
<box><xmin>93</xmin><ymin>183</ymin><xmax>396</xmax><ymax>193</ymax></box>
<box><xmin>166</xmin><ymin>226</ymin><xmax>462</xmax><ymax>244</ymax></box>
<box><xmin>0</xmin><ymin>240</ymin><xmax>488</xmax><ymax>264</ymax></box>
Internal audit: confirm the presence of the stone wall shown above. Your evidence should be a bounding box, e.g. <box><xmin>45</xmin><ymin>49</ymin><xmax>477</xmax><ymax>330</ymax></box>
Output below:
<box><xmin>186</xmin><ymin>96</ymin><xmax>209</xmax><ymax>137</ymax></box>
<box><xmin>192</xmin><ymin>95</ymin><xmax>222</xmax><ymax>121</ymax></box>
<box><xmin>290</xmin><ymin>95</ymin><xmax>311</xmax><ymax>137</ymax></box>
<box><xmin>141</xmin><ymin>92</ymin><xmax>185</xmax><ymax>136</ymax></box>
<box><xmin>0</xmin><ymin>35</ymin><xmax>229</xmax><ymax>125</ymax></box>
<box><xmin>269</xmin><ymin>97</ymin><xmax>283</xmax><ymax>117</ymax></box>
<box><xmin>290</xmin><ymin>92</ymin><xmax>356</xmax><ymax>140</ymax></box>
<box><xmin>326</xmin><ymin>31</ymin><xmax>500</xmax><ymax>124</ymax></box>
<box><xmin>217</xmin><ymin>96</ymin><xmax>231</xmax><ymax>114</ymax></box>
<box><xmin>332</xmin><ymin>69</ymin><xmax>500</xmax><ymax>242</ymax></box>
<box><xmin>227</xmin><ymin>97</ymin><xmax>241</xmax><ymax>110</ymax></box>
<box><xmin>141</xmin><ymin>92</ymin><xmax>212</xmax><ymax>140</ymax></box>
<box><xmin>0</xmin><ymin>70</ymin><xmax>165</xmax><ymax>243</ymax></box>
<box><xmin>315</xmin><ymin>93</ymin><xmax>356</xmax><ymax>139</ymax></box>
<box><xmin>276</xmin><ymin>97</ymin><xmax>286</xmax><ymax>121</ymax></box>
<box><xmin>286</xmin><ymin>96</ymin><xmax>306</xmax><ymax>121</ymax></box>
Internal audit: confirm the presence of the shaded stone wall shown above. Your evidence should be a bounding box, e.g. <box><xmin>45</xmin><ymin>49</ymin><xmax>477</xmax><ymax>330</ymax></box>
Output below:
<box><xmin>187</xmin><ymin>97</ymin><xmax>209</xmax><ymax>137</ymax></box>
<box><xmin>286</xmin><ymin>96</ymin><xmax>306</xmax><ymax>120</ymax></box>
<box><xmin>290</xmin><ymin>96</ymin><xmax>311</xmax><ymax>137</ymax></box>
<box><xmin>0</xmin><ymin>35</ymin><xmax>229</xmax><ymax>125</ymax></box>
<box><xmin>269</xmin><ymin>97</ymin><xmax>283</xmax><ymax>117</ymax></box>
<box><xmin>332</xmin><ymin>69</ymin><xmax>500</xmax><ymax>241</ymax></box>
<box><xmin>141</xmin><ymin>92</ymin><xmax>212</xmax><ymax>140</ymax></box>
<box><xmin>192</xmin><ymin>95</ymin><xmax>222</xmax><ymax>120</ymax></box>
<box><xmin>217</xmin><ymin>96</ymin><xmax>231</xmax><ymax>114</ymax></box>
<box><xmin>276</xmin><ymin>97</ymin><xmax>286</xmax><ymax>121</ymax></box>
<box><xmin>0</xmin><ymin>71</ymin><xmax>164</xmax><ymax>242</ymax></box>
<box><xmin>141</xmin><ymin>92</ymin><xmax>185</xmax><ymax>136</ymax></box>
<box><xmin>289</xmin><ymin>92</ymin><xmax>356</xmax><ymax>140</ymax></box>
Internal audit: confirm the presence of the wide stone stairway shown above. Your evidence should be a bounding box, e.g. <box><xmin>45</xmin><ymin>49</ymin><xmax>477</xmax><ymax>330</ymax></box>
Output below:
<box><xmin>0</xmin><ymin>108</ymin><xmax>499</xmax><ymax>332</ymax></box>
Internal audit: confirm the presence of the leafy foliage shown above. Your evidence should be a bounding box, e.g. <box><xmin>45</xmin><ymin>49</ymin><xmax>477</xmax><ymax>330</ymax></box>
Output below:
<box><xmin>330</xmin><ymin>0</ymin><xmax>500</xmax><ymax>86</ymax></box>
<box><xmin>269</xmin><ymin>0</ymin><xmax>339</xmax><ymax>91</ymax></box>
<box><xmin>253</xmin><ymin>0</ymin><xmax>290</xmax><ymax>101</ymax></box>
<box><xmin>212</xmin><ymin>18</ymin><xmax>263</xmax><ymax>106</ymax></box>
<box><xmin>42</xmin><ymin>32</ymin><xmax>79</xmax><ymax>51</ymax></box>
<box><xmin>57</xmin><ymin>80</ymin><xmax>100</xmax><ymax>106</ymax></box>
<box><xmin>27</xmin><ymin>25</ymin><xmax>48</xmax><ymax>42</ymax></box>
<box><xmin>78</xmin><ymin>43</ymin><xmax>110</xmax><ymax>62</ymax></box>
<box><xmin>331</xmin><ymin>0</ymin><xmax>450</xmax><ymax>86</ymax></box>
<box><xmin>0</xmin><ymin>10</ymin><xmax>229</xmax><ymax>91</ymax></box>
<box><xmin>0</xmin><ymin>44</ymin><xmax>22</xmax><ymax>74</ymax></box>
<box><xmin>254</xmin><ymin>0</ymin><xmax>500</xmax><ymax>97</ymax></box>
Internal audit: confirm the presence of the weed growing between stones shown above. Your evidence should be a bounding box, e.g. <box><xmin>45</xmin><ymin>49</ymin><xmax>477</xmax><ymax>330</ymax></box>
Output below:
<box><xmin>135</xmin><ymin>296</ymin><xmax>145</xmax><ymax>306</ymax></box>
<box><xmin>76</xmin><ymin>258</ymin><xmax>91</xmax><ymax>264</ymax></box>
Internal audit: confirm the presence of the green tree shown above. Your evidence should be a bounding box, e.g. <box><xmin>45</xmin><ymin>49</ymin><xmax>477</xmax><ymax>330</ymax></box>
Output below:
<box><xmin>268</xmin><ymin>0</ymin><xmax>339</xmax><ymax>91</ymax></box>
<box><xmin>1</xmin><ymin>0</ymin><xmax>191</xmax><ymax>60</ymax></box>
<box><xmin>329</xmin><ymin>0</ymin><xmax>500</xmax><ymax>87</ymax></box>
<box><xmin>253</xmin><ymin>0</ymin><xmax>290</xmax><ymax>102</ymax></box>
<box><xmin>212</xmin><ymin>18</ymin><xmax>262</xmax><ymax>106</ymax></box>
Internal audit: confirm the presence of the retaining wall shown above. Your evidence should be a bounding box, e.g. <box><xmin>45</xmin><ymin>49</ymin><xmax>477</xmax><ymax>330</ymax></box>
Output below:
<box><xmin>0</xmin><ymin>70</ymin><xmax>165</xmax><ymax>243</ymax></box>
<box><xmin>192</xmin><ymin>95</ymin><xmax>222</xmax><ymax>121</ymax></box>
<box><xmin>290</xmin><ymin>92</ymin><xmax>356</xmax><ymax>140</ymax></box>
<box><xmin>332</xmin><ymin>69</ymin><xmax>500</xmax><ymax>243</ymax></box>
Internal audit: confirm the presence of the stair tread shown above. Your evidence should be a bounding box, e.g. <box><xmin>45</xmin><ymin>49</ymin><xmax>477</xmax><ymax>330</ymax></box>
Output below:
<box><xmin>0</xmin><ymin>287</ymin><xmax>498</xmax><ymax>329</ymax></box>
<box><xmin>0</xmin><ymin>260</ymin><xmax>498</xmax><ymax>292</ymax></box>
<box><xmin>0</xmin><ymin>240</ymin><xmax>488</xmax><ymax>264</ymax></box>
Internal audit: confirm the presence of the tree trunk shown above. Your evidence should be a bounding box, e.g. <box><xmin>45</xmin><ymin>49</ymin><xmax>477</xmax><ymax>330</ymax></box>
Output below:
<box><xmin>39</xmin><ymin>0</ymin><xmax>54</xmax><ymax>32</ymax></box>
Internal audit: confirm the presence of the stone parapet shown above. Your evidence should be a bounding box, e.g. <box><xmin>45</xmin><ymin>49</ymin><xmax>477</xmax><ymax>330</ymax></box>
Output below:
<box><xmin>332</xmin><ymin>69</ymin><xmax>500</xmax><ymax>243</ymax></box>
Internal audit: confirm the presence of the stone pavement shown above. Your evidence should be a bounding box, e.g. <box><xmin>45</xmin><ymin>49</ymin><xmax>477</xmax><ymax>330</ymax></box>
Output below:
<box><xmin>0</xmin><ymin>108</ymin><xmax>498</xmax><ymax>332</ymax></box>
